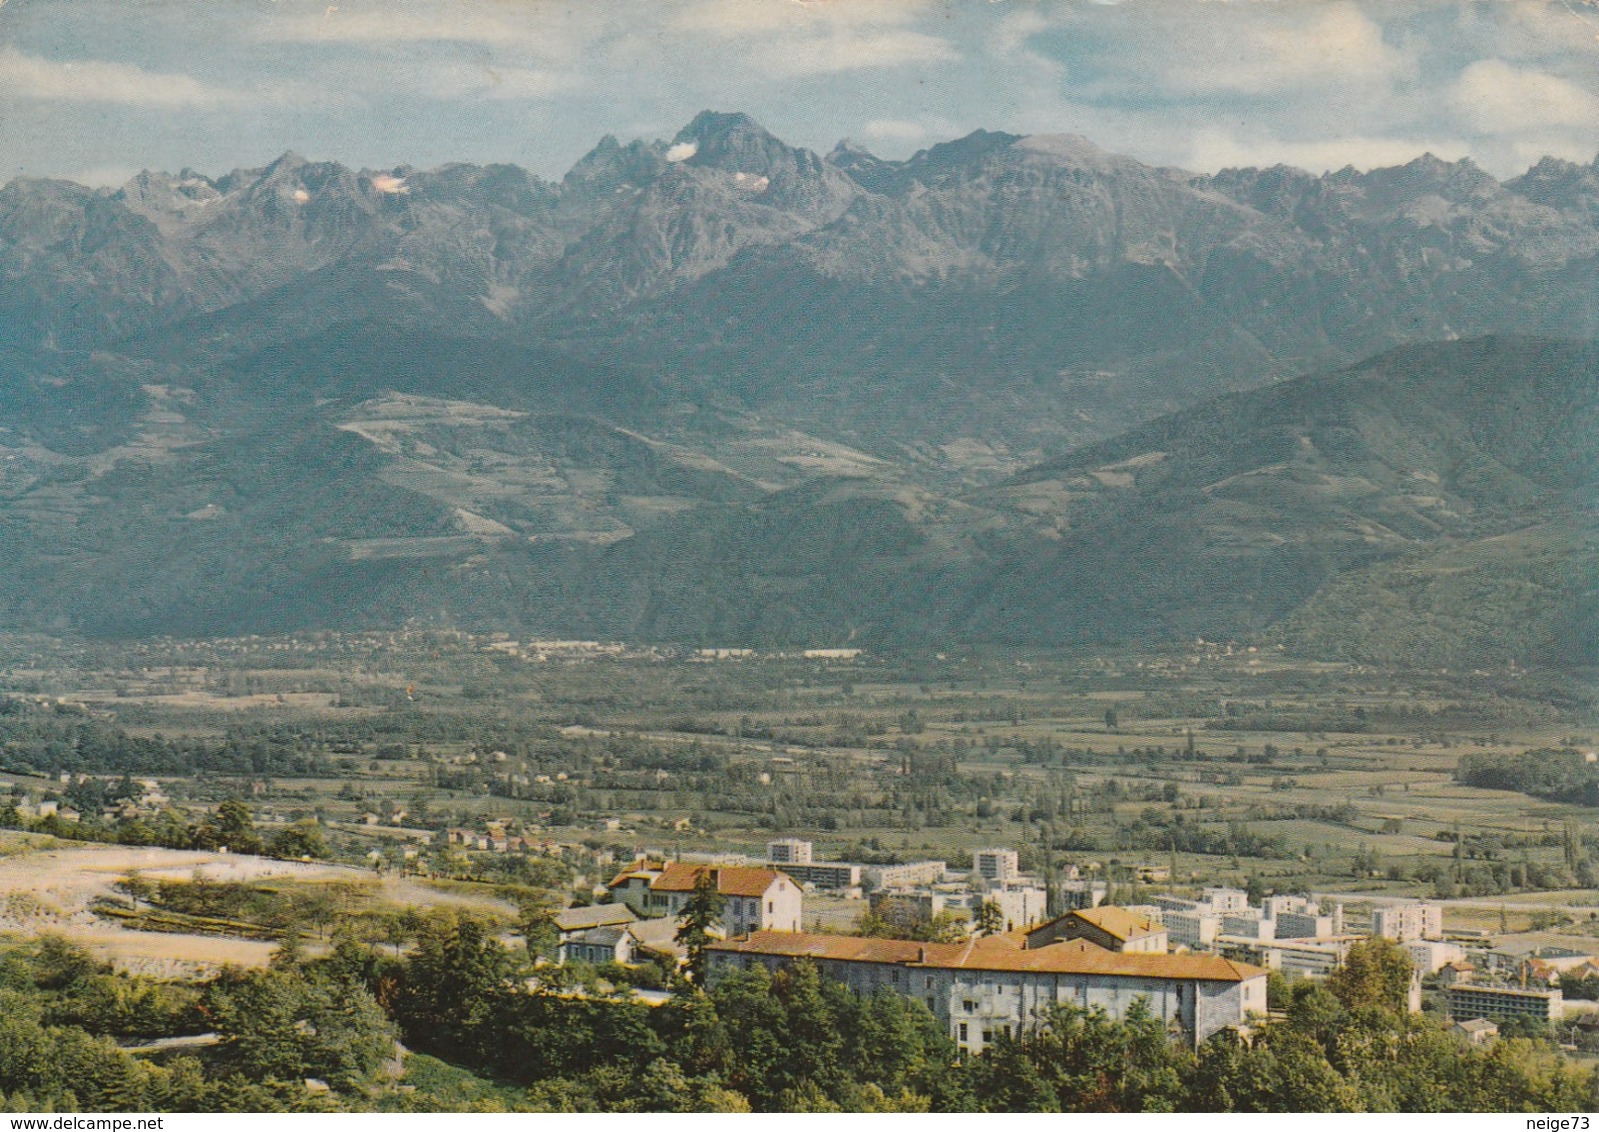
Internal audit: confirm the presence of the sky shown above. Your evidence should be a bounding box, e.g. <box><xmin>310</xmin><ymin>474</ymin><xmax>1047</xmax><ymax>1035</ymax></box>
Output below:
<box><xmin>1</xmin><ymin>0</ymin><xmax>1596</xmax><ymax>188</ymax></box>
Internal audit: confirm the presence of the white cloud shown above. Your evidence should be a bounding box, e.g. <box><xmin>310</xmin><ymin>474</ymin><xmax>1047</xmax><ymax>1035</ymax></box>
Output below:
<box><xmin>1490</xmin><ymin>134</ymin><xmax>1599</xmax><ymax>171</ymax></box>
<box><xmin>1451</xmin><ymin>59</ymin><xmax>1599</xmax><ymax>134</ymax></box>
<box><xmin>246</xmin><ymin>4</ymin><xmax>599</xmax><ymax>104</ymax></box>
<box><xmin>0</xmin><ymin>48</ymin><xmax>241</xmax><ymax>107</ymax></box>
<box><xmin>861</xmin><ymin>119</ymin><xmax>933</xmax><ymax>145</ymax></box>
<box><xmin>674</xmin><ymin>0</ymin><xmax>944</xmax><ymax>37</ymax></box>
<box><xmin>665</xmin><ymin>141</ymin><xmax>699</xmax><ymax>162</ymax></box>
<box><xmin>987</xmin><ymin>6</ymin><xmax>1067</xmax><ymax>93</ymax></box>
<box><xmin>1161</xmin><ymin>4</ymin><xmax>1403</xmax><ymax>96</ymax></box>
<box><xmin>670</xmin><ymin>0</ymin><xmax>958</xmax><ymax>76</ymax></box>
<box><xmin>990</xmin><ymin>8</ymin><xmax>1052</xmax><ymax>59</ymax></box>
<box><xmin>261</xmin><ymin>6</ymin><xmax>579</xmax><ymax>54</ymax></box>
<box><xmin>1491</xmin><ymin>1</ymin><xmax>1599</xmax><ymax>63</ymax></box>
<box><xmin>62</xmin><ymin>165</ymin><xmax>139</xmax><ymax>189</ymax></box>
<box><xmin>748</xmin><ymin>28</ymin><xmax>957</xmax><ymax>78</ymax></box>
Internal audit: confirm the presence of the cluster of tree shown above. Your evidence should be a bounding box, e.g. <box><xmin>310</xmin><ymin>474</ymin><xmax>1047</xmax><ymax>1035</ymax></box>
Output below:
<box><xmin>1209</xmin><ymin>709</ymin><xmax>1374</xmax><ymax>734</ymax></box>
<box><xmin>1411</xmin><ymin>858</ymin><xmax>1594</xmax><ymax>899</ymax></box>
<box><xmin>0</xmin><ymin>936</ymin><xmax>394</xmax><ymax>1112</ymax></box>
<box><xmin>1167</xmin><ymin>944</ymin><xmax>1598</xmax><ymax>1112</ymax></box>
<box><xmin>1240</xmin><ymin>801</ymin><xmax>1362</xmax><ymax>825</ymax></box>
<box><xmin>0</xmin><ymin>702</ymin><xmax>330</xmax><ymax>778</ymax></box>
<box><xmin>946</xmin><ymin>941</ymin><xmax>1595</xmax><ymax>1111</ymax></box>
<box><xmin>0</xmin><ymin>798</ymin><xmax>198</xmax><ymax>853</ymax></box>
<box><xmin>1206</xmin><ymin>697</ymin><xmax>1557</xmax><ymax>735</ymax></box>
<box><xmin>1113</xmin><ymin>816</ymin><xmax>1291</xmax><ymax>860</ymax></box>
<box><xmin>1456</xmin><ymin>749</ymin><xmax>1599</xmax><ymax>807</ymax></box>
<box><xmin>426</xmin><ymin>847</ymin><xmax>574</xmax><ymax>892</ymax></box>
<box><xmin>1558</xmin><ymin>972</ymin><xmax>1599</xmax><ymax>1002</ymax></box>
<box><xmin>854</xmin><ymin>906</ymin><xmax>969</xmax><ymax>944</ymax></box>
<box><xmin>0</xmin><ymin>796</ymin><xmax>330</xmax><ymax>863</ymax></box>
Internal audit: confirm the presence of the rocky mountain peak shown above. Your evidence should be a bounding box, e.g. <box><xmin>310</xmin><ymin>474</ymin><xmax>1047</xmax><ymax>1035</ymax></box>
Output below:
<box><xmin>1506</xmin><ymin>154</ymin><xmax>1599</xmax><ymax>218</ymax></box>
<box><xmin>564</xmin><ymin>134</ymin><xmax>666</xmax><ymax>196</ymax></box>
<box><xmin>1356</xmin><ymin>151</ymin><xmax>1501</xmax><ymax>206</ymax></box>
<box><xmin>263</xmin><ymin>150</ymin><xmax>311</xmax><ymax>176</ymax></box>
<box><xmin>1202</xmin><ymin>163</ymin><xmax>1324</xmax><ymax>219</ymax></box>
<box><xmin>827</xmin><ymin>139</ymin><xmax>876</xmax><ymax>159</ymax></box>
<box><xmin>825</xmin><ymin>139</ymin><xmax>900</xmax><ymax>194</ymax></box>
<box><xmin>669</xmin><ymin>110</ymin><xmax>801</xmax><ymax>176</ymax></box>
<box><xmin>113</xmin><ymin>169</ymin><xmax>226</xmax><ymax>235</ymax></box>
<box><xmin>901</xmin><ymin>128</ymin><xmax>1022</xmax><ymax>185</ymax></box>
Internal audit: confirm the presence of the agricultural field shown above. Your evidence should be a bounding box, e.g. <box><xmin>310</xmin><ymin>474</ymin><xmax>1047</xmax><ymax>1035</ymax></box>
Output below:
<box><xmin>0</xmin><ymin>631</ymin><xmax>1590</xmax><ymax>952</ymax></box>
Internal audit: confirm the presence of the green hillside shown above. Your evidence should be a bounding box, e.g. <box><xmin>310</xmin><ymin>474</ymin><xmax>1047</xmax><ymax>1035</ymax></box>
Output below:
<box><xmin>0</xmin><ymin>330</ymin><xmax>1591</xmax><ymax>674</ymax></box>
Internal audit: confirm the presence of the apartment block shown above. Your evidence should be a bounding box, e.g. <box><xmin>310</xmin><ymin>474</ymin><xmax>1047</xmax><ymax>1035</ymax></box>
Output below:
<box><xmin>767</xmin><ymin>839</ymin><xmax>813</xmax><ymax>865</ymax></box>
<box><xmin>1372</xmin><ymin>902</ymin><xmax>1443</xmax><ymax>942</ymax></box>
<box><xmin>973</xmin><ymin>848</ymin><xmax>1021</xmax><ymax>885</ymax></box>
<box><xmin>1447</xmin><ymin>983</ymin><xmax>1561</xmax><ymax>1024</ymax></box>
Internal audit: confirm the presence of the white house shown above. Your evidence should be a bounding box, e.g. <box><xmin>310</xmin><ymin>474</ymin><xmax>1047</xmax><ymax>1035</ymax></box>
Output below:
<box><xmin>608</xmin><ymin>860</ymin><xmax>802</xmax><ymax>935</ymax></box>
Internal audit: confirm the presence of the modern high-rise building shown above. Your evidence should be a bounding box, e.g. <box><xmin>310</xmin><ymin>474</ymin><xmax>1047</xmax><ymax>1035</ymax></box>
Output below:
<box><xmin>1201</xmin><ymin>887</ymin><xmax>1249</xmax><ymax>914</ymax></box>
<box><xmin>1372</xmin><ymin>902</ymin><xmax>1443</xmax><ymax>942</ymax></box>
<box><xmin>1447</xmin><ymin>983</ymin><xmax>1561</xmax><ymax>1024</ymax></box>
<box><xmin>973</xmin><ymin>848</ymin><xmax>1020</xmax><ymax>884</ymax></box>
<box><xmin>767</xmin><ymin>838</ymin><xmax>813</xmax><ymax>865</ymax></box>
<box><xmin>977</xmin><ymin>884</ymin><xmax>1049</xmax><ymax>931</ymax></box>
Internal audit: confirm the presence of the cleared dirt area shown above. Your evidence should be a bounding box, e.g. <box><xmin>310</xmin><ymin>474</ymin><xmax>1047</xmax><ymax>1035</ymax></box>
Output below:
<box><xmin>0</xmin><ymin>842</ymin><xmax>516</xmax><ymax>976</ymax></box>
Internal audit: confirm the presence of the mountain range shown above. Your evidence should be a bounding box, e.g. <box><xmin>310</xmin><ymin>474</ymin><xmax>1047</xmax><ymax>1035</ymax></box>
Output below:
<box><xmin>0</xmin><ymin>112</ymin><xmax>1594</xmax><ymax>669</ymax></box>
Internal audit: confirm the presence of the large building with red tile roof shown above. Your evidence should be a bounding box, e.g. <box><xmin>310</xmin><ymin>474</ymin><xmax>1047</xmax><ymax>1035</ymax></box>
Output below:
<box><xmin>706</xmin><ymin>909</ymin><xmax>1267</xmax><ymax>1050</ymax></box>
<box><xmin>608</xmin><ymin>860</ymin><xmax>802</xmax><ymax>935</ymax></box>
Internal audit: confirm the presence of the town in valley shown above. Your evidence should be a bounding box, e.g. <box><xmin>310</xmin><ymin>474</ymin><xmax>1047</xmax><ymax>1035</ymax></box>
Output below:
<box><xmin>0</xmin><ymin>632</ymin><xmax>1594</xmax><ymax>1110</ymax></box>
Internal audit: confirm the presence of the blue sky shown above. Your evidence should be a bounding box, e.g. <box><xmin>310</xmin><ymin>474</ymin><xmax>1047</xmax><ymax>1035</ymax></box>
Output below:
<box><xmin>1</xmin><ymin>0</ymin><xmax>1596</xmax><ymax>187</ymax></box>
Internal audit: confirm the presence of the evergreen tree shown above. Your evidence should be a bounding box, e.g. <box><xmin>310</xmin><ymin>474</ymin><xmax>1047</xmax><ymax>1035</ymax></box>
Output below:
<box><xmin>675</xmin><ymin>870</ymin><xmax>725</xmax><ymax>986</ymax></box>
<box><xmin>206</xmin><ymin>965</ymin><xmax>395</xmax><ymax>1090</ymax></box>
<box><xmin>396</xmin><ymin>913</ymin><xmax>520</xmax><ymax>1062</ymax></box>
<box><xmin>974</xmin><ymin>900</ymin><xmax>1005</xmax><ymax>936</ymax></box>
